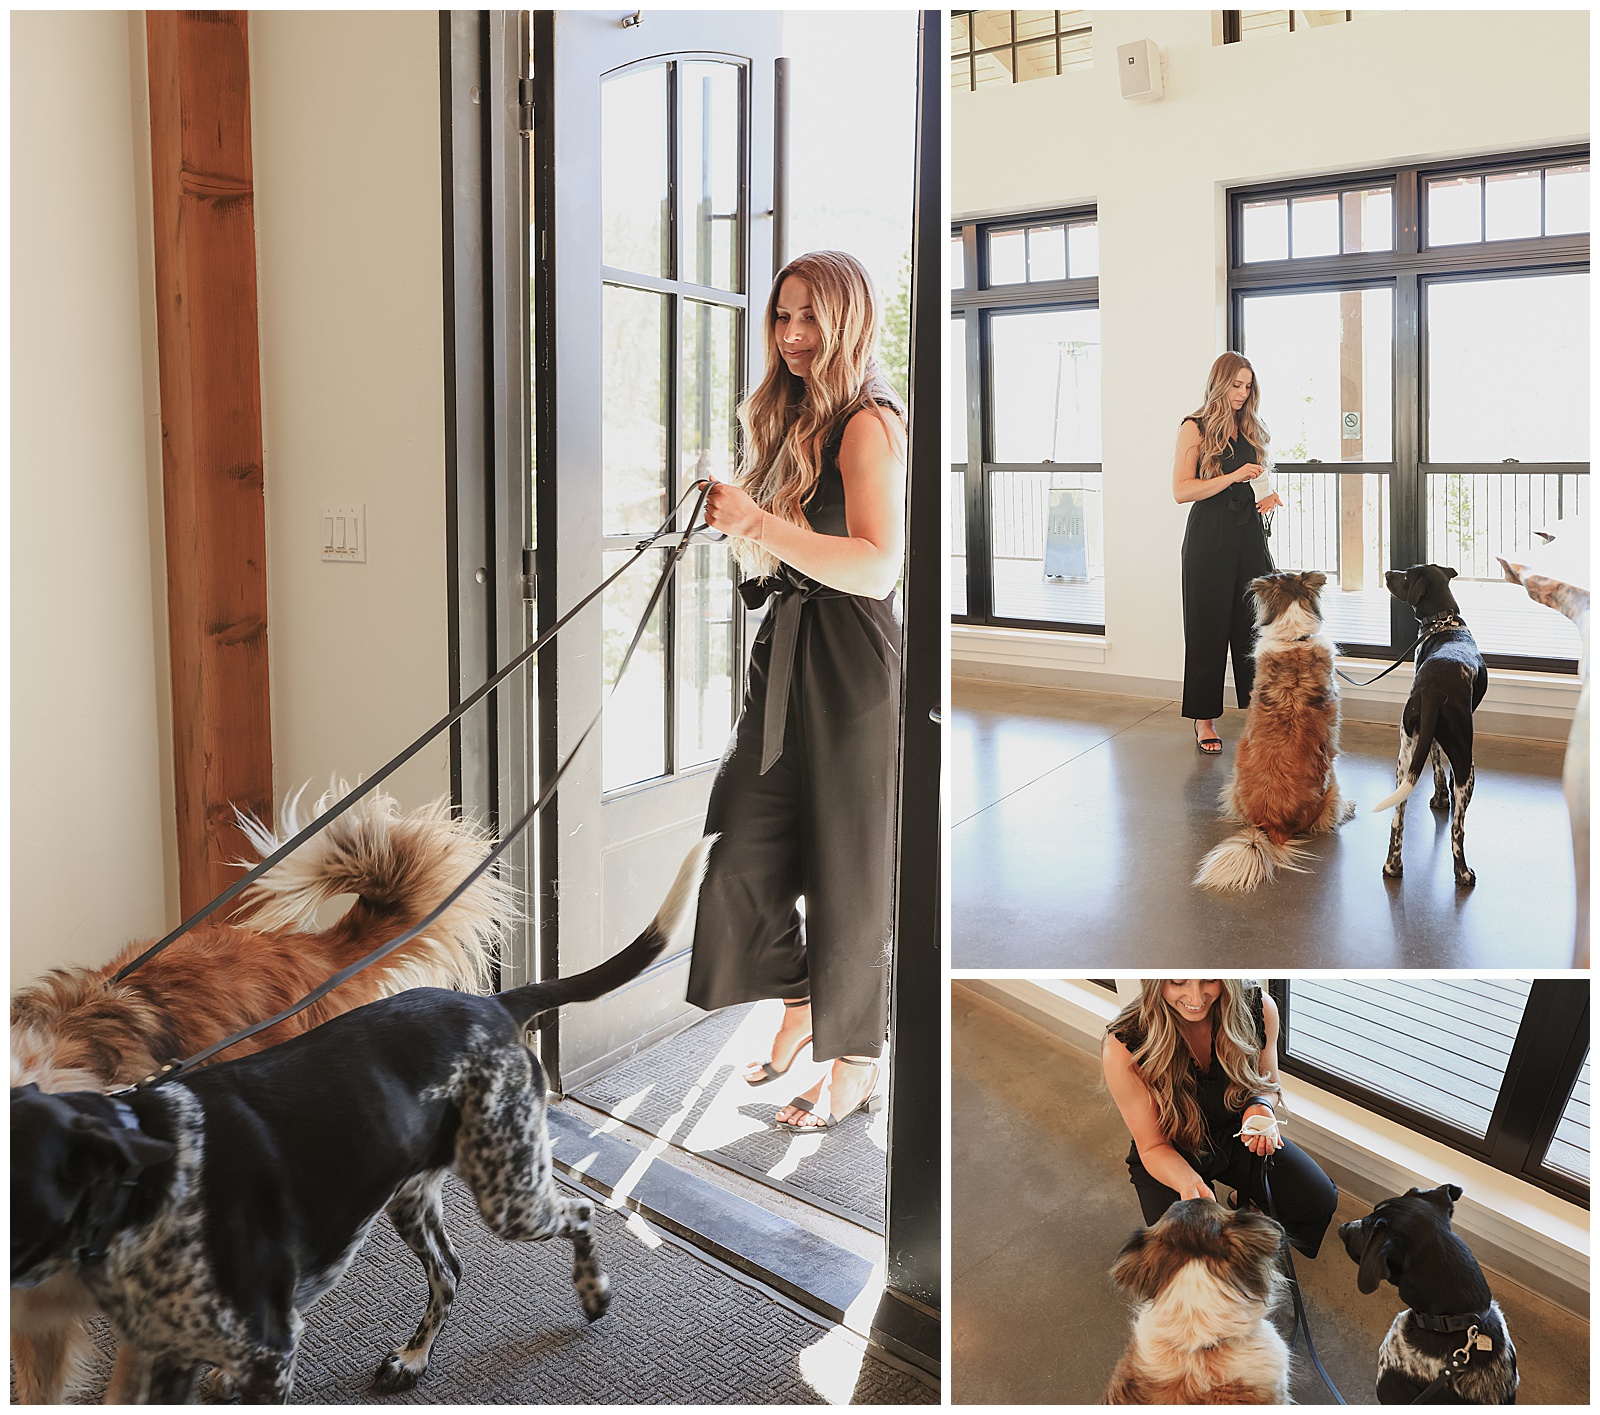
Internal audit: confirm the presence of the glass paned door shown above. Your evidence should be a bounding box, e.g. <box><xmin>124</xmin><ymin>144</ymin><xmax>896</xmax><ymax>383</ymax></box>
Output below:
<box><xmin>536</xmin><ymin>12</ymin><xmax>780</xmax><ymax>1087</ymax></box>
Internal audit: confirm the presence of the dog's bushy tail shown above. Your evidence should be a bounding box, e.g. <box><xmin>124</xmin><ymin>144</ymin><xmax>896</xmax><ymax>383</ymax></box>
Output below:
<box><xmin>1371</xmin><ymin>696</ymin><xmax>1443</xmax><ymax>813</ymax></box>
<box><xmin>231</xmin><ymin>780</ymin><xmax>511</xmax><ymax>992</ymax></box>
<box><xmin>497</xmin><ymin>835</ymin><xmax>716</xmax><ymax>1029</ymax></box>
<box><xmin>1193</xmin><ymin>828</ymin><xmax>1309</xmax><ymax>893</ymax></box>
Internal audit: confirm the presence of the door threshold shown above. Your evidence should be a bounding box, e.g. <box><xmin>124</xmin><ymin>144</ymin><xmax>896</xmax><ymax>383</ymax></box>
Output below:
<box><xmin>549</xmin><ymin>1102</ymin><xmax>937</xmax><ymax>1371</ymax></box>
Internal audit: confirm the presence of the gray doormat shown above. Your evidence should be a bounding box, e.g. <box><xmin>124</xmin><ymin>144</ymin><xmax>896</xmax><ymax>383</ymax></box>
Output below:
<box><xmin>574</xmin><ymin>1002</ymin><xmax>888</xmax><ymax>1232</ymax></box>
<box><xmin>52</xmin><ymin>1171</ymin><xmax>934</xmax><ymax>1405</ymax></box>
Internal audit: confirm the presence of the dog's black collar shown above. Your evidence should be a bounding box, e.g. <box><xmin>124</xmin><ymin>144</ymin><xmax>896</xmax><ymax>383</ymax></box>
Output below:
<box><xmin>1417</xmin><ymin>613</ymin><xmax>1466</xmax><ymax>639</ymax></box>
<box><xmin>74</xmin><ymin>1098</ymin><xmax>154</xmax><ymax>1266</ymax></box>
<box><xmin>1407</xmin><ymin>1308</ymin><xmax>1491</xmax><ymax>1335</ymax></box>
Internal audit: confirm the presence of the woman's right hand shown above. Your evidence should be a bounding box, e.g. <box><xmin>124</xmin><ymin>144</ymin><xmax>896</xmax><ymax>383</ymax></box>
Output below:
<box><xmin>1232</xmin><ymin>463</ymin><xmax>1265</xmax><ymax>484</ymax></box>
<box><xmin>1178</xmin><ymin>1177</ymin><xmax>1216</xmax><ymax>1203</ymax></box>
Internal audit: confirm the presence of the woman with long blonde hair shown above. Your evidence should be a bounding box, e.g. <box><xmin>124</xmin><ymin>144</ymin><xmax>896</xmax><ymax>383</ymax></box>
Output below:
<box><xmin>1172</xmin><ymin>353</ymin><xmax>1284</xmax><ymax>754</ymax></box>
<box><xmin>1102</xmin><ymin>979</ymin><xmax>1337</xmax><ymax>1256</ymax></box>
<box><xmin>686</xmin><ymin>250</ymin><xmax>906</xmax><ymax>1133</ymax></box>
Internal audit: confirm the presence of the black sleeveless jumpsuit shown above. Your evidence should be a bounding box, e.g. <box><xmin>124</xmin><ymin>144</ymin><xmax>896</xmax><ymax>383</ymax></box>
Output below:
<box><xmin>1113</xmin><ymin>988</ymin><xmax>1338</xmax><ymax>1258</ymax></box>
<box><xmin>1179</xmin><ymin>417</ymin><xmax>1275</xmax><ymax>721</ymax></box>
<box><xmin>685</xmin><ymin>406</ymin><xmax>900</xmax><ymax>1062</ymax></box>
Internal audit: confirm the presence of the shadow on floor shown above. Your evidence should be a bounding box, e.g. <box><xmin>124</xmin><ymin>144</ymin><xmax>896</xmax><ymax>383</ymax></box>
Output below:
<box><xmin>951</xmin><ymin>681</ymin><xmax>1576</xmax><ymax>968</ymax></box>
<box><xmin>951</xmin><ymin>987</ymin><xmax>1589</xmax><ymax>1406</ymax></box>
<box><xmin>575</xmin><ymin>999</ymin><xmax>888</xmax><ymax>1230</ymax></box>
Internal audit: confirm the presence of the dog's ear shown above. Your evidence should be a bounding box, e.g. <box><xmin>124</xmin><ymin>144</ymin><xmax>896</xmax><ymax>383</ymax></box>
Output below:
<box><xmin>1356</xmin><ymin>1219</ymin><xmax>1399</xmax><ymax>1294</ymax></box>
<box><xmin>1221</xmin><ymin>1209</ymin><xmax>1286</xmax><ymax>1297</ymax></box>
<box><xmin>1110</xmin><ymin>1225</ymin><xmax>1167</xmax><ymax>1302</ymax></box>
<box><xmin>1302</xmin><ymin>571</ymin><xmax>1328</xmax><ymax>593</ymax></box>
<box><xmin>1441</xmin><ymin>567</ymin><xmax>1458</xmax><ymax>581</ymax></box>
<box><xmin>67</xmin><ymin>1111</ymin><xmax>174</xmax><ymax>1175</ymax></box>
<box><xmin>1405</xmin><ymin>573</ymin><xmax>1429</xmax><ymax>607</ymax></box>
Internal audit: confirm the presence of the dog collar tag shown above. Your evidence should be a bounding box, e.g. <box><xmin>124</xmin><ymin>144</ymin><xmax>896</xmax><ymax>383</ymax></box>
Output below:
<box><xmin>1473</xmin><ymin>1333</ymin><xmax>1493</xmax><ymax>1351</ymax></box>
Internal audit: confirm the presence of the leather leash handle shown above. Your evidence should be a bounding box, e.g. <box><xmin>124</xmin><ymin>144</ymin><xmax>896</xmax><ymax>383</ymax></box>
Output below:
<box><xmin>112</xmin><ymin>484</ymin><xmax>706</xmax><ymax>984</ymax></box>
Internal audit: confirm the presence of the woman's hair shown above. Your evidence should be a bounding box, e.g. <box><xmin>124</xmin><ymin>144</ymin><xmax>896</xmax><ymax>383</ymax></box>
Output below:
<box><xmin>1107</xmin><ymin>980</ymin><xmax>1281</xmax><ymax>1155</ymax></box>
<box><xmin>732</xmin><ymin>250</ymin><xmax>905</xmax><ymax>578</ymax></box>
<box><xmin>1187</xmin><ymin>352</ymin><xmax>1271</xmax><ymax>480</ymax></box>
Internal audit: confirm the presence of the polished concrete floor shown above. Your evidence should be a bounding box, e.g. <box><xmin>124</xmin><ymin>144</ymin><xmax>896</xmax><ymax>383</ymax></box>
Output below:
<box><xmin>951</xmin><ymin>987</ymin><xmax>1589</xmax><ymax>1406</ymax></box>
<box><xmin>952</xmin><ymin>679</ymin><xmax>1577</xmax><ymax>969</ymax></box>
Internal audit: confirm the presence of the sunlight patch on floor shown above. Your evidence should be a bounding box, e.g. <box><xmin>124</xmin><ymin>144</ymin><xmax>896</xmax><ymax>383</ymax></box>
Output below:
<box><xmin>797</xmin><ymin>1324</ymin><xmax>874</xmax><ymax>1404</ymax></box>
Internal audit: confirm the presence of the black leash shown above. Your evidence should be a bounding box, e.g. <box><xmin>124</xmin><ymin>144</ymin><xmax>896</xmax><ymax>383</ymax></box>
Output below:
<box><xmin>113</xmin><ymin>483</ymin><xmax>709</xmax><ymax>987</ymax></box>
<box><xmin>1258</xmin><ymin>1154</ymin><xmax>1348</xmax><ymax>1405</ymax></box>
<box><xmin>1331</xmin><ymin>613</ymin><xmax>1466</xmax><ymax>689</ymax></box>
<box><xmin>113</xmin><ymin>481</ymin><xmax>710</xmax><ymax>1088</ymax></box>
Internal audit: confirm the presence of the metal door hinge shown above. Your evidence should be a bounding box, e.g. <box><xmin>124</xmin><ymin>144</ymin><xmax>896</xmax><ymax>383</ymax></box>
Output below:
<box><xmin>518</xmin><ymin>78</ymin><xmax>535</xmax><ymax>135</ymax></box>
<box><xmin>522</xmin><ymin>546</ymin><xmax>537</xmax><ymax>601</ymax></box>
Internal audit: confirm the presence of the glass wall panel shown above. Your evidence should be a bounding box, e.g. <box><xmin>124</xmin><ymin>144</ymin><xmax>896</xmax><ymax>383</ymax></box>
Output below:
<box><xmin>988</xmin><ymin>470</ymin><xmax>1103</xmax><ymax>624</ymax></box>
<box><xmin>1427</xmin><ymin>175</ymin><xmax>1483</xmax><ymax>246</ymax></box>
<box><xmin>603</xmin><ymin>547</ymin><xmax>667</xmax><ymax>791</ymax></box>
<box><xmin>601</xmin><ymin>65</ymin><xmax>669</xmax><ymax>276</ymax></box>
<box><xmin>1484</xmin><ymin>169</ymin><xmax>1542</xmax><ymax>242</ymax></box>
<box><xmin>675</xmin><ymin>541</ymin><xmax>736</xmax><ymax>769</ymax></box>
<box><xmin>1341</xmin><ymin>186</ymin><xmax>1393</xmax><ymax>252</ymax></box>
<box><xmin>1291</xmin><ymin>192</ymin><xmax>1340</xmax><ymax>257</ymax></box>
<box><xmin>1242</xmin><ymin>198</ymin><xmax>1289</xmax><ymax>262</ymax></box>
<box><xmin>951</xmin><ymin>471</ymin><xmax>968</xmax><ymax>616</ymax></box>
<box><xmin>680</xmin><ymin>61</ymin><xmax>741</xmax><ymax>292</ymax></box>
<box><xmin>949</xmin><ymin>315</ymin><xmax>968</xmax><ymax>459</ymax></box>
<box><xmin>1545</xmin><ymin>164</ymin><xmax>1590</xmax><ymax>234</ymax></box>
<box><xmin>1067</xmin><ymin>221</ymin><xmax>1098</xmax><ymax>276</ymax></box>
<box><xmin>1272</xmin><ymin>471</ymin><xmax>1392</xmax><ymax>648</ymax></box>
<box><xmin>602</xmin><ymin>284</ymin><xmax>670</xmax><ymax>535</ymax></box>
<box><xmin>988</xmin><ymin>307</ymin><xmax>1101</xmax><ymax>463</ymax></box>
<box><xmin>1426</xmin><ymin>273</ymin><xmax>1589</xmax><ymax>463</ymax></box>
<box><xmin>1543</xmin><ymin>1052</ymin><xmax>1591</xmax><ymax>1185</ymax></box>
<box><xmin>681</xmin><ymin>300</ymin><xmax>739</xmax><ymax>490</ymax></box>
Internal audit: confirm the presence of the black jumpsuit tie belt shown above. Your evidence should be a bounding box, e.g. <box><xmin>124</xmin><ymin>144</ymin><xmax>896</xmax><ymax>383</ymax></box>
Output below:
<box><xmin>738</xmin><ymin>569</ymin><xmax>851</xmax><ymax>776</ymax></box>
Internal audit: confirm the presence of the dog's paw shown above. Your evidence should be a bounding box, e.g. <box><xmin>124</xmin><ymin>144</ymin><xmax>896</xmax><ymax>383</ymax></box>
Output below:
<box><xmin>1382</xmin><ymin>860</ymin><xmax>1403</xmax><ymax>880</ymax></box>
<box><xmin>1339</xmin><ymin>800</ymin><xmax>1357</xmax><ymax>825</ymax></box>
<box><xmin>371</xmin><ymin>1353</ymin><xmax>426</xmax><ymax>1394</ymax></box>
<box><xmin>1429</xmin><ymin>792</ymin><xmax>1450</xmax><ymax>811</ymax></box>
<box><xmin>576</xmin><ymin>1270</ymin><xmax>612</xmax><ymax>1322</ymax></box>
<box><xmin>1455</xmin><ymin>867</ymin><xmax>1476</xmax><ymax>888</ymax></box>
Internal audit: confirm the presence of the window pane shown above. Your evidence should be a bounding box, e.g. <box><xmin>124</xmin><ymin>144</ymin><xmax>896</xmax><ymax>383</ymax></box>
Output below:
<box><xmin>1545</xmin><ymin>164</ymin><xmax>1589</xmax><ymax>235</ymax></box>
<box><xmin>681</xmin><ymin>300</ymin><xmax>738</xmax><ymax>493</ymax></box>
<box><xmin>1061</xmin><ymin>28</ymin><xmax>1093</xmax><ymax>71</ymax></box>
<box><xmin>1484</xmin><ymin>169</ymin><xmax>1541</xmax><ymax>243</ymax></box>
<box><xmin>1341</xmin><ymin>186</ymin><xmax>1393</xmax><ymax>253</ymax></box>
<box><xmin>1286</xmin><ymin>979</ymin><xmax>1534</xmax><ymax>1139</ymax></box>
<box><xmin>1426</xmin><ymin>474</ymin><xmax>1586</xmax><ymax>660</ymax></box>
<box><xmin>988</xmin><ymin>471</ymin><xmax>1104</xmax><ymax>624</ymax></box>
<box><xmin>1027</xmin><ymin>224</ymin><xmax>1066</xmax><ymax>281</ymax></box>
<box><xmin>1240</xmin><ymin>286</ymin><xmax>1394</xmax><ymax>462</ymax></box>
<box><xmin>1291</xmin><ymin>192</ymin><xmax>1340</xmax><ymax>258</ymax></box>
<box><xmin>675</xmin><ymin>541</ymin><xmax>736</xmax><ymax>770</ymax></box>
<box><xmin>1242</xmin><ymin>10</ymin><xmax>1291</xmax><ymax>38</ymax></box>
<box><xmin>1015</xmin><ymin>10</ymin><xmax>1055</xmax><ymax>42</ymax></box>
<box><xmin>603</xmin><ymin>284</ymin><xmax>669</xmax><ymax>535</ymax></box>
<box><xmin>1016</xmin><ymin>38</ymin><xmax>1057</xmax><ymax>83</ymax></box>
<box><xmin>973</xmin><ymin>47</ymin><xmax>1014</xmax><ymax>88</ymax></box>
<box><xmin>951</xmin><ymin>471</ymin><xmax>968</xmax><ymax>616</ymax></box>
<box><xmin>1427</xmin><ymin>273</ymin><xmax>1589</xmax><ymax>462</ymax></box>
<box><xmin>602</xmin><ymin>65</ymin><xmax>668</xmax><ymax>276</ymax></box>
<box><xmin>603</xmin><ymin>547</ymin><xmax>667</xmax><ymax>791</ymax></box>
<box><xmin>989</xmin><ymin>307</ymin><xmax>1102</xmax><ymax>463</ymax></box>
<box><xmin>1544</xmin><ymin>1052</ymin><xmax>1590</xmax><ymax>1184</ymax></box>
<box><xmin>950</xmin><ymin>11</ymin><xmax>971</xmax><ymax>54</ymax></box>
<box><xmin>972</xmin><ymin>11</ymin><xmax>1013</xmax><ymax>48</ymax></box>
<box><xmin>951</xmin><ymin>233</ymin><xmax>966</xmax><ymax>289</ymax></box>
<box><xmin>680</xmin><ymin>62</ymin><xmax>741</xmax><ymax>292</ymax></box>
<box><xmin>951</xmin><ymin>53</ymin><xmax>972</xmax><ymax>92</ymax></box>
<box><xmin>949</xmin><ymin>316</ymin><xmax>968</xmax><ymax>460</ymax></box>
<box><xmin>988</xmin><ymin>228</ymin><xmax>1026</xmax><ymax>285</ymax></box>
<box><xmin>1067</xmin><ymin>220</ymin><xmax>1099</xmax><ymax>277</ymax></box>
<box><xmin>1428</xmin><ymin>175</ymin><xmax>1483</xmax><ymax>246</ymax></box>
<box><xmin>1242</xmin><ymin>199</ymin><xmax>1289</xmax><ymax>262</ymax></box>
<box><xmin>1270</xmin><ymin>471</ymin><xmax>1393</xmax><ymax>648</ymax></box>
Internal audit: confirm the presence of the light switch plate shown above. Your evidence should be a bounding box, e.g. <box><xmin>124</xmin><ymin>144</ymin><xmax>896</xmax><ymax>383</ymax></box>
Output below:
<box><xmin>321</xmin><ymin>504</ymin><xmax>366</xmax><ymax>563</ymax></box>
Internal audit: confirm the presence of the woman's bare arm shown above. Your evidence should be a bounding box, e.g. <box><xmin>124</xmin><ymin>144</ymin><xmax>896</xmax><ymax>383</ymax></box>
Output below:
<box><xmin>1172</xmin><ymin>419</ymin><xmax>1264</xmax><ymax>505</ymax></box>
<box><xmin>1102</xmin><ymin>1032</ymin><xmax>1215</xmax><ymax>1201</ymax></box>
<box><xmin>1239</xmin><ymin>993</ymin><xmax>1285</xmax><ymax>1157</ymax></box>
<box><xmin>703</xmin><ymin>408</ymin><xmax>906</xmax><ymax>597</ymax></box>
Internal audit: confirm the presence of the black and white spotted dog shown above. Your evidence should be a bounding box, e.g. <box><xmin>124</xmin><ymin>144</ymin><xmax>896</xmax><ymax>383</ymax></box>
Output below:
<box><xmin>1339</xmin><ymin>1184</ymin><xmax>1518</xmax><ymax>1404</ymax></box>
<box><xmin>1373</xmin><ymin>565</ymin><xmax>1489</xmax><ymax>887</ymax></box>
<box><xmin>10</xmin><ymin>838</ymin><xmax>714</xmax><ymax>1404</ymax></box>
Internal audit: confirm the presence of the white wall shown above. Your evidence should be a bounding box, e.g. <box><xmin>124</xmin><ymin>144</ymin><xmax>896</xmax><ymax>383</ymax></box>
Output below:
<box><xmin>250</xmin><ymin>10</ymin><xmax>451</xmax><ymax>809</ymax></box>
<box><xmin>952</xmin><ymin>9</ymin><xmax>1589</xmax><ymax>728</ymax></box>
<box><xmin>10</xmin><ymin>11</ymin><xmax>175</xmax><ymax>983</ymax></box>
<box><xmin>10</xmin><ymin>11</ymin><xmax>454</xmax><ymax>983</ymax></box>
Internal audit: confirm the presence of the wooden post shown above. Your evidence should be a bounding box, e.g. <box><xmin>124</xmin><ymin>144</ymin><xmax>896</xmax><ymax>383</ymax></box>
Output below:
<box><xmin>146</xmin><ymin>12</ymin><xmax>273</xmax><ymax>916</ymax></box>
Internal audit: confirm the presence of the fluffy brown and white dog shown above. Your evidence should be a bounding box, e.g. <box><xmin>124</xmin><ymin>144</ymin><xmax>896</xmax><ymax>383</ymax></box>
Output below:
<box><xmin>1194</xmin><ymin>570</ymin><xmax>1355</xmax><ymax>892</ymax></box>
<box><xmin>10</xmin><ymin>782</ymin><xmax>510</xmax><ymax>1404</ymax></box>
<box><xmin>1105</xmin><ymin>1198</ymin><xmax>1291</xmax><ymax>1405</ymax></box>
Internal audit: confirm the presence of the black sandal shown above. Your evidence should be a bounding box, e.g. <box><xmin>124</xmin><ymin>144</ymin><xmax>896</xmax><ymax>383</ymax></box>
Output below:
<box><xmin>775</xmin><ymin>1058</ymin><xmax>884</xmax><ymax>1131</ymax></box>
<box><xmin>743</xmin><ymin>998</ymin><xmax>812</xmax><ymax>1085</ymax></box>
<box><xmin>1194</xmin><ymin>723</ymin><xmax>1222</xmax><ymax>755</ymax></box>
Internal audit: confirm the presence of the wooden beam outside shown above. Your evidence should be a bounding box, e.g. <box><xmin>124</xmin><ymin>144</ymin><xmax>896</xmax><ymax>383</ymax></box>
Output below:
<box><xmin>146</xmin><ymin>11</ymin><xmax>273</xmax><ymax>917</ymax></box>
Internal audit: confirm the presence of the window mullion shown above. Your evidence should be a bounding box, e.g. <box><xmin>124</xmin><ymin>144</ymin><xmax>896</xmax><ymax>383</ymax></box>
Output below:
<box><xmin>965</xmin><ymin>304</ymin><xmax>992</xmax><ymax>621</ymax></box>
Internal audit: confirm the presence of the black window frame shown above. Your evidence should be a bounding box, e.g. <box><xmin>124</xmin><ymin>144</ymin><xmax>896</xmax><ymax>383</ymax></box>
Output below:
<box><xmin>1222</xmin><ymin>11</ymin><xmax>1353</xmax><ymax>44</ymax></box>
<box><xmin>1229</xmin><ymin>145</ymin><xmax>1589</xmax><ymax>673</ymax></box>
<box><xmin>951</xmin><ymin>208</ymin><xmax>1104</xmax><ymax>633</ymax></box>
<box><xmin>1271</xmin><ymin>979</ymin><xmax>1590</xmax><ymax>1207</ymax></box>
<box><xmin>950</xmin><ymin>10</ymin><xmax>1093</xmax><ymax>93</ymax></box>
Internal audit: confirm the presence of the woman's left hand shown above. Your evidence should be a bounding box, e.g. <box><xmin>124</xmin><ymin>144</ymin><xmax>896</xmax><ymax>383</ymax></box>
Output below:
<box><xmin>1240</xmin><ymin>1103</ymin><xmax>1283</xmax><ymax>1156</ymax></box>
<box><xmin>1256</xmin><ymin>492</ymin><xmax>1284</xmax><ymax>513</ymax></box>
<box><xmin>700</xmin><ymin>479</ymin><xmax>765</xmax><ymax>540</ymax></box>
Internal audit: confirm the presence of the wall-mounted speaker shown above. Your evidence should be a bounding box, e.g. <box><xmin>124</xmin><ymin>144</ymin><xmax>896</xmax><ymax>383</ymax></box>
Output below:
<box><xmin>1117</xmin><ymin>39</ymin><xmax>1163</xmax><ymax>100</ymax></box>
